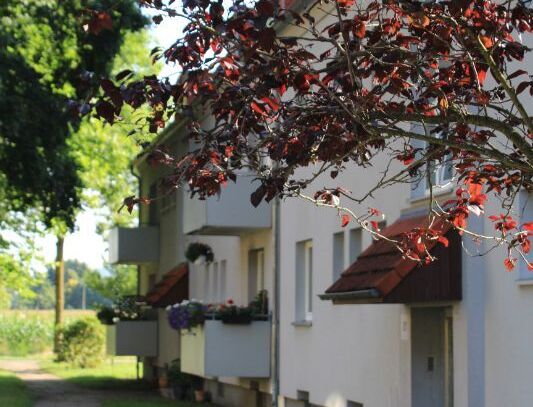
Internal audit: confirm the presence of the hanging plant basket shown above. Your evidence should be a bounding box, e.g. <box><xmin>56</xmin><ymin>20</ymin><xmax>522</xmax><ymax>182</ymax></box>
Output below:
<box><xmin>185</xmin><ymin>242</ymin><xmax>214</xmax><ymax>264</ymax></box>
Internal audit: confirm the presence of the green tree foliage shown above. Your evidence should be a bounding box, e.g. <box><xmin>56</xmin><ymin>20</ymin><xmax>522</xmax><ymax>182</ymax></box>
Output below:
<box><xmin>70</xmin><ymin>30</ymin><xmax>158</xmax><ymax>232</ymax></box>
<box><xmin>85</xmin><ymin>265</ymin><xmax>137</xmax><ymax>301</ymax></box>
<box><xmin>0</xmin><ymin>0</ymin><xmax>146</xmax><ymax>229</ymax></box>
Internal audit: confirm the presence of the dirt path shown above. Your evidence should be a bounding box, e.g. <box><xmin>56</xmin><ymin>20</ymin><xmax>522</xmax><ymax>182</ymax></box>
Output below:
<box><xmin>0</xmin><ymin>359</ymin><xmax>160</xmax><ymax>407</ymax></box>
<box><xmin>0</xmin><ymin>359</ymin><xmax>102</xmax><ymax>407</ymax></box>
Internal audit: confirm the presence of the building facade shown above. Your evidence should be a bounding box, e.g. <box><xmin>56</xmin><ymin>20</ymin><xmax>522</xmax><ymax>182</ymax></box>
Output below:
<box><xmin>107</xmin><ymin>3</ymin><xmax>533</xmax><ymax>407</ymax></box>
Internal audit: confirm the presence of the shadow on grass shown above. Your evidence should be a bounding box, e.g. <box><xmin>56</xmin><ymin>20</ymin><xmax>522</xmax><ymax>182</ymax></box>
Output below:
<box><xmin>103</xmin><ymin>400</ymin><xmax>214</xmax><ymax>407</ymax></box>
<box><xmin>62</xmin><ymin>375</ymin><xmax>156</xmax><ymax>391</ymax></box>
<box><xmin>0</xmin><ymin>370</ymin><xmax>33</xmax><ymax>407</ymax></box>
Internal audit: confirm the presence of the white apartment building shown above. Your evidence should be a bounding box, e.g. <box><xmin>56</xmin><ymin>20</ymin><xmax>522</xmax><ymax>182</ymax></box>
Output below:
<box><xmin>107</xmin><ymin>2</ymin><xmax>533</xmax><ymax>407</ymax></box>
<box><xmin>108</xmin><ymin>113</ymin><xmax>533</xmax><ymax>407</ymax></box>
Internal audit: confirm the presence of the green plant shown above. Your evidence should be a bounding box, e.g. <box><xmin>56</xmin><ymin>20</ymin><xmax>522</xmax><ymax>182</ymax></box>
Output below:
<box><xmin>185</xmin><ymin>243</ymin><xmax>214</xmax><ymax>264</ymax></box>
<box><xmin>209</xmin><ymin>292</ymin><xmax>269</xmax><ymax>325</ymax></box>
<box><xmin>167</xmin><ymin>301</ymin><xmax>207</xmax><ymax>331</ymax></box>
<box><xmin>167</xmin><ymin>359</ymin><xmax>193</xmax><ymax>387</ymax></box>
<box><xmin>114</xmin><ymin>296</ymin><xmax>145</xmax><ymax>322</ymax></box>
<box><xmin>96</xmin><ymin>306</ymin><xmax>116</xmax><ymax>325</ymax></box>
<box><xmin>249</xmin><ymin>290</ymin><xmax>269</xmax><ymax>316</ymax></box>
<box><xmin>212</xmin><ymin>299</ymin><xmax>254</xmax><ymax>325</ymax></box>
<box><xmin>57</xmin><ymin>317</ymin><xmax>104</xmax><ymax>368</ymax></box>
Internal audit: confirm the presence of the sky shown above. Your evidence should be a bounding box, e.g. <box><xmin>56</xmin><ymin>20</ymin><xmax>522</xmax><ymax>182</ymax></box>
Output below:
<box><xmin>38</xmin><ymin>11</ymin><xmax>183</xmax><ymax>272</ymax></box>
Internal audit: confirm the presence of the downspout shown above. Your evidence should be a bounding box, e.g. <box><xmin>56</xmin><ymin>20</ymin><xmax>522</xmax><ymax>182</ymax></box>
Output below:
<box><xmin>272</xmin><ymin>195</ymin><xmax>281</xmax><ymax>407</ymax></box>
<box><xmin>272</xmin><ymin>6</ymin><xmax>281</xmax><ymax>402</ymax></box>
<box><xmin>130</xmin><ymin>163</ymin><xmax>142</xmax><ymax>381</ymax></box>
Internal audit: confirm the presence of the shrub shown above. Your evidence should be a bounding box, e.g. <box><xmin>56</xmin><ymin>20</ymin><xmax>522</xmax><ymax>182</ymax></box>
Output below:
<box><xmin>57</xmin><ymin>317</ymin><xmax>104</xmax><ymax>368</ymax></box>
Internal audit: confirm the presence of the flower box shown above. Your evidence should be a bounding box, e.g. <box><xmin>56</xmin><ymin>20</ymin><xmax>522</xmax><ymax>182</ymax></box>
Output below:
<box><xmin>180</xmin><ymin>319</ymin><xmax>271</xmax><ymax>378</ymax></box>
<box><xmin>106</xmin><ymin>320</ymin><xmax>158</xmax><ymax>357</ymax></box>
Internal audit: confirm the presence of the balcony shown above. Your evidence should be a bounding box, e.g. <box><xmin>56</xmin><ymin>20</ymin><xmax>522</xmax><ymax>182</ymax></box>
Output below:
<box><xmin>180</xmin><ymin>320</ymin><xmax>271</xmax><ymax>378</ymax></box>
<box><xmin>183</xmin><ymin>176</ymin><xmax>271</xmax><ymax>235</ymax></box>
<box><xmin>108</xmin><ymin>227</ymin><xmax>159</xmax><ymax>264</ymax></box>
<box><xmin>106</xmin><ymin>321</ymin><xmax>158</xmax><ymax>357</ymax></box>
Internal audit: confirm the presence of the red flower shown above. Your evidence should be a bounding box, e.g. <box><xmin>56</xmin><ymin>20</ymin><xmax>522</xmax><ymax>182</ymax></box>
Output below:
<box><xmin>227</xmin><ymin>298</ymin><xmax>234</xmax><ymax>305</ymax></box>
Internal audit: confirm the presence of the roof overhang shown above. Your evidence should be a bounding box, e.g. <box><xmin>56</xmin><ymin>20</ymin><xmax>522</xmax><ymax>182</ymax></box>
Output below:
<box><xmin>146</xmin><ymin>263</ymin><xmax>189</xmax><ymax>308</ymax></box>
<box><xmin>322</xmin><ymin>215</ymin><xmax>462</xmax><ymax>305</ymax></box>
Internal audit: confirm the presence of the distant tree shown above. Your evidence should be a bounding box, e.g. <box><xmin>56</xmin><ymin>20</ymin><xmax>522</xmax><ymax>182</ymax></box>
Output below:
<box><xmin>85</xmin><ymin>265</ymin><xmax>137</xmax><ymax>301</ymax></box>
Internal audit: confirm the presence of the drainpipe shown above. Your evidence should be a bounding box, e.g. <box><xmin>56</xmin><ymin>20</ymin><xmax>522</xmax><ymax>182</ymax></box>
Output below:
<box><xmin>272</xmin><ymin>2</ymin><xmax>281</xmax><ymax>404</ymax></box>
<box><xmin>130</xmin><ymin>164</ymin><xmax>142</xmax><ymax>381</ymax></box>
<box><xmin>272</xmin><ymin>195</ymin><xmax>281</xmax><ymax>407</ymax></box>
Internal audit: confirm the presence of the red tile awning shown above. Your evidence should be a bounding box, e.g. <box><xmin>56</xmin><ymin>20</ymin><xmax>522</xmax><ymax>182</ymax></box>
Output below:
<box><xmin>321</xmin><ymin>214</ymin><xmax>462</xmax><ymax>304</ymax></box>
<box><xmin>146</xmin><ymin>263</ymin><xmax>189</xmax><ymax>308</ymax></box>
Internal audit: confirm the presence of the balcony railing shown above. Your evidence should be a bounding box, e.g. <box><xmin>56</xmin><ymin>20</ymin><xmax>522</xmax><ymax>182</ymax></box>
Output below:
<box><xmin>183</xmin><ymin>176</ymin><xmax>271</xmax><ymax>235</ymax></box>
<box><xmin>180</xmin><ymin>320</ymin><xmax>271</xmax><ymax>378</ymax></box>
<box><xmin>108</xmin><ymin>226</ymin><xmax>159</xmax><ymax>265</ymax></box>
<box><xmin>106</xmin><ymin>320</ymin><xmax>158</xmax><ymax>357</ymax></box>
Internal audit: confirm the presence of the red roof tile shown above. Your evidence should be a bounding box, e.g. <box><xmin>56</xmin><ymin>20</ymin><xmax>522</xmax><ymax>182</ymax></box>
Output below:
<box><xmin>324</xmin><ymin>214</ymin><xmax>460</xmax><ymax>302</ymax></box>
<box><xmin>146</xmin><ymin>263</ymin><xmax>189</xmax><ymax>308</ymax></box>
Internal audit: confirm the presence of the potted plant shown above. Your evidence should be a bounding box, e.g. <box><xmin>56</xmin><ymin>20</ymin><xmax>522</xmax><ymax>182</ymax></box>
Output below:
<box><xmin>249</xmin><ymin>290</ymin><xmax>269</xmax><ymax>318</ymax></box>
<box><xmin>214</xmin><ymin>299</ymin><xmax>254</xmax><ymax>324</ymax></box>
<box><xmin>167</xmin><ymin>359</ymin><xmax>193</xmax><ymax>400</ymax></box>
<box><xmin>167</xmin><ymin>300</ymin><xmax>207</xmax><ymax>331</ymax></box>
<box><xmin>192</xmin><ymin>375</ymin><xmax>205</xmax><ymax>402</ymax></box>
<box><xmin>96</xmin><ymin>306</ymin><xmax>116</xmax><ymax>325</ymax></box>
<box><xmin>185</xmin><ymin>242</ymin><xmax>214</xmax><ymax>264</ymax></box>
<box><xmin>211</xmin><ymin>291</ymin><xmax>269</xmax><ymax>324</ymax></box>
<box><xmin>114</xmin><ymin>295</ymin><xmax>146</xmax><ymax>321</ymax></box>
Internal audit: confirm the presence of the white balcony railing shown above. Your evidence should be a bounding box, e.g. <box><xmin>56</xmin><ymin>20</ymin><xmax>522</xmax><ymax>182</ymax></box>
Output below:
<box><xmin>106</xmin><ymin>321</ymin><xmax>158</xmax><ymax>357</ymax></box>
<box><xmin>180</xmin><ymin>320</ymin><xmax>271</xmax><ymax>378</ymax></box>
<box><xmin>108</xmin><ymin>227</ymin><xmax>159</xmax><ymax>265</ymax></box>
<box><xmin>183</xmin><ymin>176</ymin><xmax>271</xmax><ymax>235</ymax></box>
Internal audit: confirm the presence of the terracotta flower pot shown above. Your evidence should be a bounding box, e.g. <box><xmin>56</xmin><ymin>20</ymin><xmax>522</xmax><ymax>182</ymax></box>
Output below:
<box><xmin>158</xmin><ymin>375</ymin><xmax>168</xmax><ymax>388</ymax></box>
<box><xmin>194</xmin><ymin>389</ymin><xmax>205</xmax><ymax>402</ymax></box>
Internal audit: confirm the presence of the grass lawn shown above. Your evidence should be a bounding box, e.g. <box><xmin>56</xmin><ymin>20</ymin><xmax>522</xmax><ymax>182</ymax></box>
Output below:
<box><xmin>103</xmin><ymin>401</ymin><xmax>212</xmax><ymax>407</ymax></box>
<box><xmin>0</xmin><ymin>369</ymin><xmax>32</xmax><ymax>407</ymax></box>
<box><xmin>40</xmin><ymin>356</ymin><xmax>151</xmax><ymax>390</ymax></box>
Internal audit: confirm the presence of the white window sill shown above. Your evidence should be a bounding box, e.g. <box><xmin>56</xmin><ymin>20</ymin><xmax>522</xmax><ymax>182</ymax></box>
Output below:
<box><xmin>410</xmin><ymin>184</ymin><xmax>455</xmax><ymax>204</ymax></box>
<box><xmin>292</xmin><ymin>320</ymin><xmax>313</xmax><ymax>327</ymax></box>
<box><xmin>516</xmin><ymin>278</ymin><xmax>533</xmax><ymax>287</ymax></box>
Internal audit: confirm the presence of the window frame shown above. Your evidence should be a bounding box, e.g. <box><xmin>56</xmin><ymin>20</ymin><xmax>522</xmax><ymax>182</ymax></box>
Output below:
<box><xmin>517</xmin><ymin>190</ymin><xmax>533</xmax><ymax>283</ymax></box>
<box><xmin>303</xmin><ymin>240</ymin><xmax>313</xmax><ymax>321</ymax></box>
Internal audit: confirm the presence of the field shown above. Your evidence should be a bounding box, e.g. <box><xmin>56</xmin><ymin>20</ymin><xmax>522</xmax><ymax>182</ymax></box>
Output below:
<box><xmin>0</xmin><ymin>309</ymin><xmax>94</xmax><ymax>356</ymax></box>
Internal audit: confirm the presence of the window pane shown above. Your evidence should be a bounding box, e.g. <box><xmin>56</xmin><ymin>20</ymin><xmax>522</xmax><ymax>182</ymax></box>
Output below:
<box><xmin>349</xmin><ymin>228</ymin><xmax>362</xmax><ymax>263</ymax></box>
<box><xmin>518</xmin><ymin>192</ymin><xmax>533</xmax><ymax>280</ymax></box>
<box><xmin>307</xmin><ymin>245</ymin><xmax>313</xmax><ymax>314</ymax></box>
<box><xmin>333</xmin><ymin>232</ymin><xmax>345</xmax><ymax>281</ymax></box>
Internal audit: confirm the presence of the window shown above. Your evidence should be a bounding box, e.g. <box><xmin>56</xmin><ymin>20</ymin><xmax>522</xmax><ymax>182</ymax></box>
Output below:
<box><xmin>517</xmin><ymin>191</ymin><xmax>533</xmax><ymax>281</ymax></box>
<box><xmin>212</xmin><ymin>262</ymin><xmax>219</xmax><ymax>303</ymax></box>
<box><xmin>333</xmin><ymin>232</ymin><xmax>345</xmax><ymax>281</ymax></box>
<box><xmin>203</xmin><ymin>263</ymin><xmax>211</xmax><ymax>301</ymax></box>
<box><xmin>219</xmin><ymin>260</ymin><xmax>227</xmax><ymax>302</ymax></box>
<box><xmin>428</xmin><ymin>133</ymin><xmax>453</xmax><ymax>188</ymax></box>
<box><xmin>410</xmin><ymin>127</ymin><xmax>454</xmax><ymax>200</ymax></box>
<box><xmin>349</xmin><ymin>228</ymin><xmax>363</xmax><ymax>264</ymax></box>
<box><xmin>296</xmin><ymin>240</ymin><xmax>313</xmax><ymax>322</ymax></box>
<box><xmin>248</xmin><ymin>249</ymin><xmax>265</xmax><ymax>302</ymax></box>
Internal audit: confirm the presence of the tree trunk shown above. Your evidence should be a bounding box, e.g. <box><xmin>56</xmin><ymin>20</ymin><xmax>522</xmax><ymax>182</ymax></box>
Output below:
<box><xmin>54</xmin><ymin>235</ymin><xmax>65</xmax><ymax>353</ymax></box>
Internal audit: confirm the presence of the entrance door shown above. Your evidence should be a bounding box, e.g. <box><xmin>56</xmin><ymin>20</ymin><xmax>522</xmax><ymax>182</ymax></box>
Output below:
<box><xmin>411</xmin><ymin>307</ymin><xmax>453</xmax><ymax>407</ymax></box>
